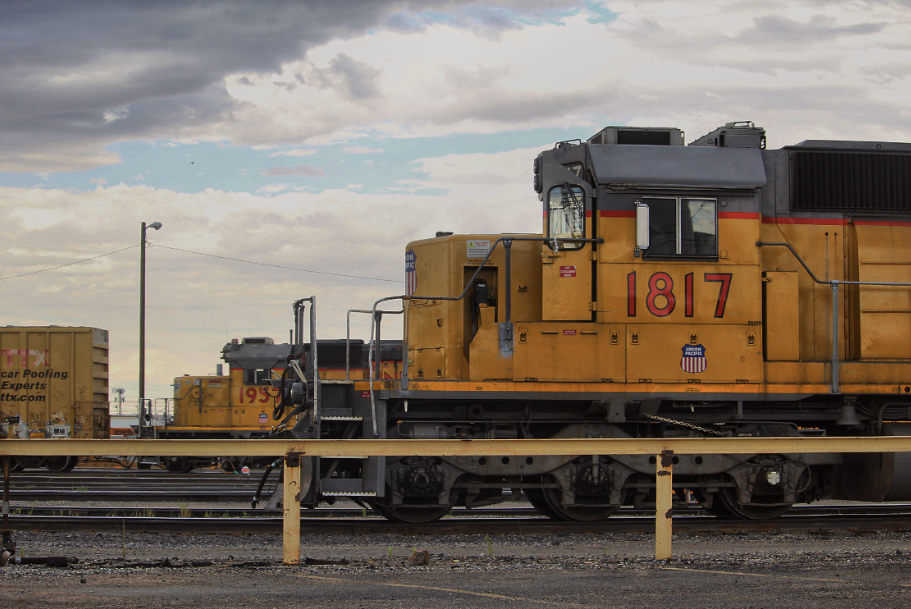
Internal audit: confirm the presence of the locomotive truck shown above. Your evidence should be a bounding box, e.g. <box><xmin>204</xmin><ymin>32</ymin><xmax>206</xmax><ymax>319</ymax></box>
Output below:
<box><xmin>267</xmin><ymin>121</ymin><xmax>911</xmax><ymax>523</ymax></box>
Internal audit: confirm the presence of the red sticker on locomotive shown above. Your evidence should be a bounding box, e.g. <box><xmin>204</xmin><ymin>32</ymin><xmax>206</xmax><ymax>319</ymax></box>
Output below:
<box><xmin>361</xmin><ymin>391</ymin><xmax>371</xmax><ymax>398</ymax></box>
<box><xmin>563</xmin><ymin>330</ymin><xmax>577</xmax><ymax>335</ymax></box>
<box><xmin>559</xmin><ymin>266</ymin><xmax>576</xmax><ymax>277</ymax></box>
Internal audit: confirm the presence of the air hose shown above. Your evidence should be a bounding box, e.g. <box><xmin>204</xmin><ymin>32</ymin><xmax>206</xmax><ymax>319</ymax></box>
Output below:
<box><xmin>274</xmin><ymin>352</ymin><xmax>305</xmax><ymax>421</ymax></box>
<box><xmin>251</xmin><ymin>458</ymin><xmax>282</xmax><ymax>509</ymax></box>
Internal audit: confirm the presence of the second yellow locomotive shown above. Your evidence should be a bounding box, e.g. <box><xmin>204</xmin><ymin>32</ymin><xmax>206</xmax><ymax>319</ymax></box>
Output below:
<box><xmin>164</xmin><ymin>337</ymin><xmax>402</xmax><ymax>472</ymax></box>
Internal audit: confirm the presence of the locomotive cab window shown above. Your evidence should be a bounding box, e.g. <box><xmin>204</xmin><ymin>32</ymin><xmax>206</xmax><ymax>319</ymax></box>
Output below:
<box><xmin>547</xmin><ymin>184</ymin><xmax>585</xmax><ymax>250</ymax></box>
<box><xmin>243</xmin><ymin>368</ymin><xmax>275</xmax><ymax>386</ymax></box>
<box><xmin>639</xmin><ymin>197</ymin><xmax>717</xmax><ymax>257</ymax></box>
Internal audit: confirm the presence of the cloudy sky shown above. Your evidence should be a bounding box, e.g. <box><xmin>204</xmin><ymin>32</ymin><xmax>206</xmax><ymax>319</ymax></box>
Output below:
<box><xmin>2</xmin><ymin>0</ymin><xmax>910</xmax><ymax>404</ymax></box>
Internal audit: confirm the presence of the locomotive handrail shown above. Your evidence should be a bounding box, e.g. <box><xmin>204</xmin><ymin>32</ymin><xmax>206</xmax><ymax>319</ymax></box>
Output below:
<box><xmin>757</xmin><ymin>241</ymin><xmax>911</xmax><ymax>288</ymax></box>
<box><xmin>757</xmin><ymin>241</ymin><xmax>911</xmax><ymax>393</ymax></box>
<box><xmin>291</xmin><ymin>297</ymin><xmax>318</xmax><ymax>426</ymax></box>
<box><xmin>367</xmin><ymin>296</ymin><xmax>407</xmax><ymax>437</ymax></box>
<box><xmin>362</xmin><ymin>306</ymin><xmax>403</xmax><ymax>436</ymax></box>
<box><xmin>345</xmin><ymin>309</ymin><xmax>373</xmax><ymax>381</ymax></box>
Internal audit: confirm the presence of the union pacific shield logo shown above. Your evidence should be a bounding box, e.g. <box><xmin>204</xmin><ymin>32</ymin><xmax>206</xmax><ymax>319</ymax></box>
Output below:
<box><xmin>405</xmin><ymin>249</ymin><xmax>417</xmax><ymax>296</ymax></box>
<box><xmin>680</xmin><ymin>344</ymin><xmax>707</xmax><ymax>374</ymax></box>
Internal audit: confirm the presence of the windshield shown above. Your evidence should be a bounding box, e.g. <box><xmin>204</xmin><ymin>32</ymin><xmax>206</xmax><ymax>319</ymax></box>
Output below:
<box><xmin>547</xmin><ymin>184</ymin><xmax>585</xmax><ymax>250</ymax></box>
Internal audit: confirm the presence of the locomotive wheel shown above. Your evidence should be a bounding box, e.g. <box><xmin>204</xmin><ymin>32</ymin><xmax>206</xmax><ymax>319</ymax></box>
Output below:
<box><xmin>717</xmin><ymin>487</ymin><xmax>792</xmax><ymax>520</ymax></box>
<box><xmin>7</xmin><ymin>458</ymin><xmax>23</xmax><ymax>473</ymax></box>
<box><xmin>693</xmin><ymin>490</ymin><xmax>737</xmax><ymax>519</ymax></box>
<box><xmin>523</xmin><ymin>487</ymin><xmax>561</xmax><ymax>520</ymax></box>
<box><xmin>44</xmin><ymin>456</ymin><xmax>76</xmax><ymax>472</ymax></box>
<box><xmin>541</xmin><ymin>488</ymin><xmax>619</xmax><ymax>522</ymax></box>
<box><xmin>368</xmin><ymin>499</ymin><xmax>452</xmax><ymax>524</ymax></box>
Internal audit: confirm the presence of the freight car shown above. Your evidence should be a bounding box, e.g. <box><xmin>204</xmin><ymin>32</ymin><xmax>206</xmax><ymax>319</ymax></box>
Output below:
<box><xmin>266</xmin><ymin>121</ymin><xmax>911</xmax><ymax>523</ymax></box>
<box><xmin>0</xmin><ymin>326</ymin><xmax>109</xmax><ymax>471</ymax></box>
<box><xmin>160</xmin><ymin>337</ymin><xmax>402</xmax><ymax>472</ymax></box>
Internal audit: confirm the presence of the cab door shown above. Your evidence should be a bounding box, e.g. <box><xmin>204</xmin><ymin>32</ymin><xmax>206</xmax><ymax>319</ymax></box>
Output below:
<box><xmin>542</xmin><ymin>183</ymin><xmax>594</xmax><ymax>320</ymax></box>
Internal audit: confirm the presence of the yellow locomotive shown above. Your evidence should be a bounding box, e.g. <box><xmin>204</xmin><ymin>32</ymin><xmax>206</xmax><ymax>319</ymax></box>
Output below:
<box><xmin>164</xmin><ymin>337</ymin><xmax>401</xmax><ymax>472</ymax></box>
<box><xmin>275</xmin><ymin>122</ymin><xmax>911</xmax><ymax>522</ymax></box>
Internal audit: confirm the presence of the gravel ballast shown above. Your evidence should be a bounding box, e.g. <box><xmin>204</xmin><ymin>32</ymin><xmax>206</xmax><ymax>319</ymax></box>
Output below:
<box><xmin>2</xmin><ymin>529</ymin><xmax>911</xmax><ymax>607</ymax></box>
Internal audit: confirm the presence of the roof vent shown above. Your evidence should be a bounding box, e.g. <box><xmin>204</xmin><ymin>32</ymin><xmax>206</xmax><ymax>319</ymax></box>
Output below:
<box><xmin>241</xmin><ymin>337</ymin><xmax>274</xmax><ymax>345</ymax></box>
<box><xmin>689</xmin><ymin>121</ymin><xmax>766</xmax><ymax>149</ymax></box>
<box><xmin>587</xmin><ymin>126</ymin><xmax>684</xmax><ymax>146</ymax></box>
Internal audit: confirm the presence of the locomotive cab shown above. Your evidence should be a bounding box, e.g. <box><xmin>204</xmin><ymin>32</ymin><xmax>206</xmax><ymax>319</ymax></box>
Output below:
<box><xmin>518</xmin><ymin>124</ymin><xmax>767</xmax><ymax>385</ymax></box>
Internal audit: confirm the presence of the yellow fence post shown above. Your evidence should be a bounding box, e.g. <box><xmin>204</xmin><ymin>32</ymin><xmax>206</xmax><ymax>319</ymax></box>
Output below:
<box><xmin>655</xmin><ymin>450</ymin><xmax>673</xmax><ymax>560</ymax></box>
<box><xmin>282</xmin><ymin>452</ymin><xmax>301</xmax><ymax>565</ymax></box>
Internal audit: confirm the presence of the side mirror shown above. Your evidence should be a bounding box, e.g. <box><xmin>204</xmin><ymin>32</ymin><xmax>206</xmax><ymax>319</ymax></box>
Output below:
<box><xmin>635</xmin><ymin>202</ymin><xmax>650</xmax><ymax>255</ymax></box>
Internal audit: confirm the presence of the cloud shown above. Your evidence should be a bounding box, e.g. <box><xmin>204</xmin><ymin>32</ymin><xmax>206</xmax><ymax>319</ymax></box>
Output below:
<box><xmin>268</xmin><ymin>148</ymin><xmax>317</xmax><ymax>157</ymax></box>
<box><xmin>2</xmin><ymin>0</ymin><xmax>569</xmax><ymax>173</ymax></box>
<box><xmin>261</xmin><ymin>164</ymin><xmax>325</xmax><ymax>177</ymax></box>
<box><xmin>6</xmin><ymin>1</ymin><xmax>911</xmax><ymax>173</ymax></box>
<box><xmin>310</xmin><ymin>53</ymin><xmax>383</xmax><ymax>100</ymax></box>
<box><xmin>742</xmin><ymin>14</ymin><xmax>887</xmax><ymax>44</ymax></box>
<box><xmin>344</xmin><ymin>146</ymin><xmax>383</xmax><ymax>154</ymax></box>
<box><xmin>256</xmin><ymin>183</ymin><xmax>302</xmax><ymax>194</ymax></box>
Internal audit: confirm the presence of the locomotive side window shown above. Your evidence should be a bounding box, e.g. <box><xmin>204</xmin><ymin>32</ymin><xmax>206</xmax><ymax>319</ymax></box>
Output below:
<box><xmin>547</xmin><ymin>184</ymin><xmax>585</xmax><ymax>250</ymax></box>
<box><xmin>683</xmin><ymin>199</ymin><xmax>717</xmax><ymax>256</ymax></box>
<box><xmin>641</xmin><ymin>197</ymin><xmax>717</xmax><ymax>258</ymax></box>
<box><xmin>647</xmin><ymin>198</ymin><xmax>677</xmax><ymax>255</ymax></box>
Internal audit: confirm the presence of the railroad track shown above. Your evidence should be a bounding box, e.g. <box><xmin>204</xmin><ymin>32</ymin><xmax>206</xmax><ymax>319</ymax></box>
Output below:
<box><xmin>8</xmin><ymin>471</ymin><xmax>911</xmax><ymax>514</ymax></box>
<box><xmin>5</xmin><ymin>469</ymin><xmax>267</xmax><ymax>502</ymax></box>
<box><xmin>7</xmin><ymin>468</ymin><xmax>911</xmax><ymax>535</ymax></box>
<box><xmin>9</xmin><ymin>503</ymin><xmax>911</xmax><ymax>519</ymax></box>
<box><xmin>7</xmin><ymin>511</ymin><xmax>911</xmax><ymax>536</ymax></box>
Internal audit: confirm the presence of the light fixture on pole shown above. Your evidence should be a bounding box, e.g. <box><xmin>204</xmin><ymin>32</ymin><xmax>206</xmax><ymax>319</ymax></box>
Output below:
<box><xmin>139</xmin><ymin>221</ymin><xmax>162</xmax><ymax>439</ymax></box>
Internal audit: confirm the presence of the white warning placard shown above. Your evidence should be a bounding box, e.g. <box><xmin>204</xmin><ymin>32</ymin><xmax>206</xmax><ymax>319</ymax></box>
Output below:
<box><xmin>466</xmin><ymin>239</ymin><xmax>490</xmax><ymax>260</ymax></box>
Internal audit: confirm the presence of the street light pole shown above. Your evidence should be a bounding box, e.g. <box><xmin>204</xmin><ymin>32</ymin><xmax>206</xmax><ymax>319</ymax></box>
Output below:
<box><xmin>139</xmin><ymin>221</ymin><xmax>162</xmax><ymax>439</ymax></box>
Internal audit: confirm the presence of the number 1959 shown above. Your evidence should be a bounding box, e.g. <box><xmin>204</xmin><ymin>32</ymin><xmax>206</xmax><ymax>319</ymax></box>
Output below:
<box><xmin>239</xmin><ymin>387</ymin><xmax>276</xmax><ymax>404</ymax></box>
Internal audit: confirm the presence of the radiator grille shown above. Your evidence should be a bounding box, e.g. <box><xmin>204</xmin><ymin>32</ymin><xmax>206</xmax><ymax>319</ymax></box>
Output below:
<box><xmin>306</xmin><ymin>340</ymin><xmax>363</xmax><ymax>369</ymax></box>
<box><xmin>791</xmin><ymin>150</ymin><xmax>911</xmax><ymax>211</ymax></box>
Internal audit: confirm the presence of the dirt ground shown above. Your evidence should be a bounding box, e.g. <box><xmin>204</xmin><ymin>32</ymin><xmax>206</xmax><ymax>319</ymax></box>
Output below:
<box><xmin>2</xmin><ymin>529</ymin><xmax>911</xmax><ymax>608</ymax></box>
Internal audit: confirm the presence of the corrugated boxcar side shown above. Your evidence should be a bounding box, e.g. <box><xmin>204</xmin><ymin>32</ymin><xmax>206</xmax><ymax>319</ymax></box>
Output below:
<box><xmin>0</xmin><ymin>326</ymin><xmax>109</xmax><ymax>439</ymax></box>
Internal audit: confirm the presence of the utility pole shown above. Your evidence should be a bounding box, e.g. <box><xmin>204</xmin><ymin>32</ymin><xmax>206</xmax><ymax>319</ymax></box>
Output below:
<box><xmin>139</xmin><ymin>220</ymin><xmax>162</xmax><ymax>438</ymax></box>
